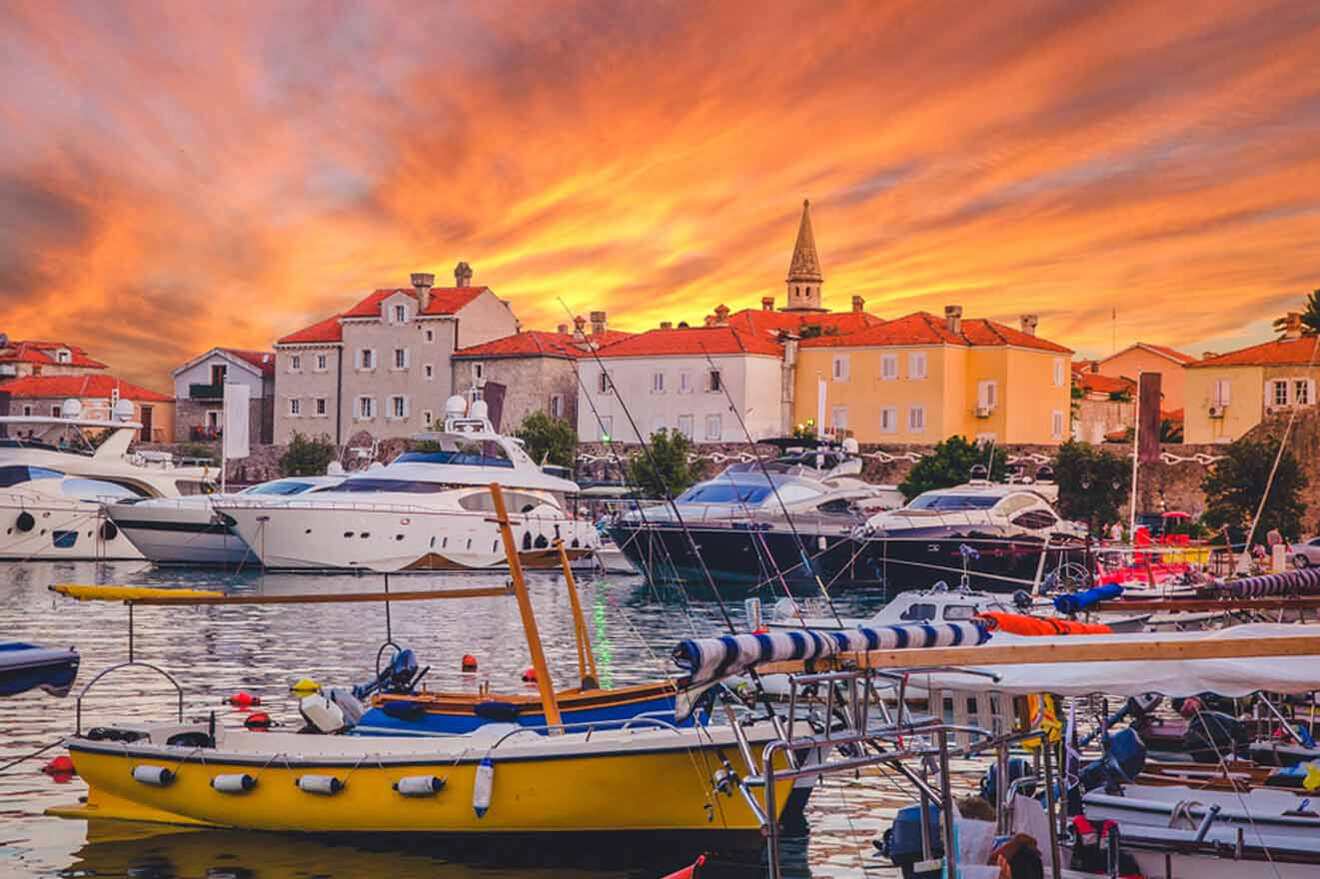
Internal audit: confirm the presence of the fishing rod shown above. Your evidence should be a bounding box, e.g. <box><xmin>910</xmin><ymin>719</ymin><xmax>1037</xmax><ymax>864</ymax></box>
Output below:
<box><xmin>698</xmin><ymin>344</ymin><xmax>846</xmax><ymax>628</ymax></box>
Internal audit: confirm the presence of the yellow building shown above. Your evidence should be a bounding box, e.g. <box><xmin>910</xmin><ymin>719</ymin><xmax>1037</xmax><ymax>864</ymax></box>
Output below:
<box><xmin>1184</xmin><ymin>324</ymin><xmax>1320</xmax><ymax>444</ymax></box>
<box><xmin>795</xmin><ymin>307</ymin><xmax>1073</xmax><ymax>444</ymax></box>
<box><xmin>1094</xmin><ymin>342</ymin><xmax>1195</xmax><ymax>412</ymax></box>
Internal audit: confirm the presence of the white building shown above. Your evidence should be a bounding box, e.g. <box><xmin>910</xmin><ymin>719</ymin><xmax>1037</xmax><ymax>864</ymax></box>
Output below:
<box><xmin>171</xmin><ymin>348</ymin><xmax>276</xmax><ymax>443</ymax></box>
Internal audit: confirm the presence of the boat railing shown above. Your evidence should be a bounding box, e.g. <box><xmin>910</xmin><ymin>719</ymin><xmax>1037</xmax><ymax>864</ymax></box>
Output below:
<box><xmin>484</xmin><ymin>712</ymin><xmax>685</xmax><ymax>751</ymax></box>
<box><xmin>75</xmin><ymin>660</ymin><xmax>184</xmax><ymax>735</ymax></box>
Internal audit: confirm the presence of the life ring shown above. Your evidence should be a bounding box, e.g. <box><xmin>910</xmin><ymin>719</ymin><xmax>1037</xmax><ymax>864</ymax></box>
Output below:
<box><xmin>100</xmin><ymin>521</ymin><xmax>119</xmax><ymax>542</ymax></box>
<box><xmin>15</xmin><ymin>511</ymin><xmax>35</xmax><ymax>532</ymax></box>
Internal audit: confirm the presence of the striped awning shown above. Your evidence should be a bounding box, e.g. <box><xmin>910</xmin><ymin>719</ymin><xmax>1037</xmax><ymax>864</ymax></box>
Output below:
<box><xmin>1216</xmin><ymin>566</ymin><xmax>1320</xmax><ymax>598</ymax></box>
<box><xmin>672</xmin><ymin>621</ymin><xmax>991</xmax><ymax>685</ymax></box>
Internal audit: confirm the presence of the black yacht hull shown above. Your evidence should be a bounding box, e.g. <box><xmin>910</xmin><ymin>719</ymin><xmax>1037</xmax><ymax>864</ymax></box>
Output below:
<box><xmin>855</xmin><ymin>529</ymin><xmax>1086</xmax><ymax>593</ymax></box>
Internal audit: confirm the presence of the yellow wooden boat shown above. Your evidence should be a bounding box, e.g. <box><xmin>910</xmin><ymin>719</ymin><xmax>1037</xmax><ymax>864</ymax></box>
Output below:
<box><xmin>55</xmin><ymin>719</ymin><xmax>795</xmax><ymax>836</ymax></box>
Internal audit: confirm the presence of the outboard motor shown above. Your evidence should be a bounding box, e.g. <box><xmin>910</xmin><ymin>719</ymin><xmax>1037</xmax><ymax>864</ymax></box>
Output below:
<box><xmin>353</xmin><ymin>647</ymin><xmax>426</xmax><ymax>700</ymax></box>
<box><xmin>300</xmin><ymin>694</ymin><xmax>348</xmax><ymax>734</ymax></box>
<box><xmin>875</xmin><ymin>802</ymin><xmax>943</xmax><ymax>879</ymax></box>
<box><xmin>1079</xmin><ymin>728</ymin><xmax>1147</xmax><ymax>792</ymax></box>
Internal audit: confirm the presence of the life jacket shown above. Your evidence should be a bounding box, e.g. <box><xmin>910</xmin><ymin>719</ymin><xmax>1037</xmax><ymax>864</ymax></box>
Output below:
<box><xmin>1022</xmin><ymin>693</ymin><xmax>1062</xmax><ymax>749</ymax></box>
<box><xmin>977</xmin><ymin>611</ymin><xmax>1111</xmax><ymax>636</ymax></box>
<box><xmin>1068</xmin><ymin>815</ymin><xmax>1144</xmax><ymax>877</ymax></box>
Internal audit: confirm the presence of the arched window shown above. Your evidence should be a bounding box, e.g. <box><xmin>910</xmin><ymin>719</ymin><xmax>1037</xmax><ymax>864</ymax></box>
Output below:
<box><xmin>795</xmin><ymin>285</ymin><xmax>801</xmax><ymax>297</ymax></box>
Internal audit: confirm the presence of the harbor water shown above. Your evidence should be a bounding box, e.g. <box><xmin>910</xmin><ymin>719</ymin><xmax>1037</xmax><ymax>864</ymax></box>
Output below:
<box><xmin>0</xmin><ymin>561</ymin><xmax>957</xmax><ymax>878</ymax></box>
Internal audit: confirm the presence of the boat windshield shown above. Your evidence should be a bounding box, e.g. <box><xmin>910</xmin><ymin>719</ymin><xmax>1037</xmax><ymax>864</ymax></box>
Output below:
<box><xmin>0</xmin><ymin>465</ymin><xmax>64</xmax><ymax>487</ymax></box>
<box><xmin>334</xmin><ymin>479</ymin><xmax>456</xmax><ymax>494</ymax></box>
<box><xmin>243</xmin><ymin>480</ymin><xmax>323</xmax><ymax>496</ymax></box>
<box><xmin>676</xmin><ymin>482</ymin><xmax>774</xmax><ymax>505</ymax></box>
<box><xmin>61</xmin><ymin>478</ymin><xmax>144</xmax><ymax>501</ymax></box>
<box><xmin>394</xmin><ymin>446</ymin><xmax>514</xmax><ymax>469</ymax></box>
<box><xmin>907</xmin><ymin>493</ymin><xmax>1000</xmax><ymax>511</ymax></box>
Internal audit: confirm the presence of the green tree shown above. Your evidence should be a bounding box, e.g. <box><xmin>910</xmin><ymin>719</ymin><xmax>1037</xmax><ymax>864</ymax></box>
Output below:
<box><xmin>1052</xmin><ymin>441</ymin><xmax>1130</xmax><ymax>533</ymax></box>
<box><xmin>899</xmin><ymin>435</ymin><xmax>1006</xmax><ymax>501</ymax></box>
<box><xmin>514</xmin><ymin>410</ymin><xmax>577</xmax><ymax>470</ymax></box>
<box><xmin>627</xmin><ymin>429</ymin><xmax>697</xmax><ymax>498</ymax></box>
<box><xmin>279</xmin><ymin>432</ymin><xmax>336</xmax><ymax>476</ymax></box>
<box><xmin>1202</xmin><ymin>435</ymin><xmax>1309</xmax><ymax>542</ymax></box>
<box><xmin>1272</xmin><ymin>288</ymin><xmax>1320</xmax><ymax>335</ymax></box>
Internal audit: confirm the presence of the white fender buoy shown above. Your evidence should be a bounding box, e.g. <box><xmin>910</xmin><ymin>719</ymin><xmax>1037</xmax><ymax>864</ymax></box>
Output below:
<box><xmin>472</xmin><ymin>756</ymin><xmax>494</xmax><ymax>817</ymax></box>
<box><xmin>296</xmin><ymin>774</ymin><xmax>344</xmax><ymax>795</ymax></box>
<box><xmin>394</xmin><ymin>775</ymin><xmax>445</xmax><ymax>797</ymax></box>
<box><xmin>131</xmin><ymin>765</ymin><xmax>175</xmax><ymax>786</ymax></box>
<box><xmin>211</xmin><ymin>773</ymin><xmax>256</xmax><ymax>793</ymax></box>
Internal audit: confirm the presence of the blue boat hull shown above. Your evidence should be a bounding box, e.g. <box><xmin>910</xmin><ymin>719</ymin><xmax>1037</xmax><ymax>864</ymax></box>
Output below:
<box><xmin>0</xmin><ymin>642</ymin><xmax>80</xmax><ymax>697</ymax></box>
<box><xmin>353</xmin><ymin>690</ymin><xmax>694</xmax><ymax>736</ymax></box>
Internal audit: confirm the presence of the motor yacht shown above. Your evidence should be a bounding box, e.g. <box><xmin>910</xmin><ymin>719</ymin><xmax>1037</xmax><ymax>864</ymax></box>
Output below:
<box><xmin>607</xmin><ymin>437</ymin><xmax>904</xmax><ymax>590</ymax></box>
<box><xmin>213</xmin><ymin>396</ymin><xmax>598</xmax><ymax>572</ymax></box>
<box><xmin>0</xmin><ymin>401</ymin><xmax>216</xmax><ymax>561</ymax></box>
<box><xmin>852</xmin><ymin>479</ymin><xmax>1088</xmax><ymax>593</ymax></box>
<box><xmin>106</xmin><ymin>474</ymin><xmax>346</xmax><ymax>567</ymax></box>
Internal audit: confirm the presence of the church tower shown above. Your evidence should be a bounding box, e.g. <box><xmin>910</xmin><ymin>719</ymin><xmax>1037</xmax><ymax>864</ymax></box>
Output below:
<box><xmin>784</xmin><ymin>199</ymin><xmax>826</xmax><ymax>312</ymax></box>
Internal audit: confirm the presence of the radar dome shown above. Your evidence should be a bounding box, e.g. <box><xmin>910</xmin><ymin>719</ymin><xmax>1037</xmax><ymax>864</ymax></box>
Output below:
<box><xmin>469</xmin><ymin>399</ymin><xmax>489</xmax><ymax>421</ymax></box>
<box><xmin>60</xmin><ymin>398</ymin><xmax>83</xmax><ymax>419</ymax></box>
<box><xmin>444</xmin><ymin>395</ymin><xmax>467</xmax><ymax>417</ymax></box>
<box><xmin>113</xmin><ymin>399</ymin><xmax>135</xmax><ymax>422</ymax></box>
<box><xmin>325</xmin><ymin>461</ymin><xmax>345</xmax><ymax>476</ymax></box>
<box><xmin>841</xmin><ymin>437</ymin><xmax>859</xmax><ymax>455</ymax></box>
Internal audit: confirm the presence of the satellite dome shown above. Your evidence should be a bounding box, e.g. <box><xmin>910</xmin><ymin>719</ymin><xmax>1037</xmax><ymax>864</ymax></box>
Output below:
<box><xmin>841</xmin><ymin>437</ymin><xmax>859</xmax><ymax>455</ymax></box>
<box><xmin>444</xmin><ymin>395</ymin><xmax>467</xmax><ymax>417</ymax></box>
<box><xmin>60</xmin><ymin>398</ymin><xmax>83</xmax><ymax>419</ymax></box>
<box><xmin>470</xmin><ymin>399</ymin><xmax>489</xmax><ymax>421</ymax></box>
<box><xmin>113</xmin><ymin>399</ymin><xmax>135</xmax><ymax>422</ymax></box>
<box><xmin>325</xmin><ymin>461</ymin><xmax>345</xmax><ymax>476</ymax></box>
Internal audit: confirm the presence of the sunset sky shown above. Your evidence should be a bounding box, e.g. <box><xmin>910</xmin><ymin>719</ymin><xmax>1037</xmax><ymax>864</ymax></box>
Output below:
<box><xmin>3</xmin><ymin>0</ymin><xmax>1319</xmax><ymax>389</ymax></box>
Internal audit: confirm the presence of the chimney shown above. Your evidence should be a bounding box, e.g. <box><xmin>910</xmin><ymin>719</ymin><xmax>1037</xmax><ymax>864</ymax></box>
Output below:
<box><xmin>944</xmin><ymin>304</ymin><xmax>963</xmax><ymax>334</ymax></box>
<box><xmin>704</xmin><ymin>314</ymin><xmax>716</xmax><ymax>327</ymax></box>
<box><xmin>714</xmin><ymin>304</ymin><xmax>730</xmax><ymax>326</ymax></box>
<box><xmin>453</xmin><ymin>261</ymin><xmax>473</xmax><ymax>288</ymax></box>
<box><xmin>1090</xmin><ymin>361</ymin><xmax>1099</xmax><ymax>373</ymax></box>
<box><xmin>410</xmin><ymin>272</ymin><xmax>435</xmax><ymax>311</ymax></box>
<box><xmin>659</xmin><ymin>321</ymin><xmax>673</xmax><ymax>329</ymax></box>
<box><xmin>572</xmin><ymin>315</ymin><xmax>587</xmax><ymax>337</ymax></box>
<box><xmin>761</xmin><ymin>296</ymin><xmax>775</xmax><ymax>312</ymax></box>
<box><xmin>589</xmin><ymin>310</ymin><xmax>607</xmax><ymax>335</ymax></box>
<box><xmin>1019</xmin><ymin>314</ymin><xmax>1038</xmax><ymax>336</ymax></box>
<box><xmin>556</xmin><ymin>323</ymin><xmax>569</xmax><ymax>335</ymax></box>
<box><xmin>1283</xmin><ymin>312</ymin><xmax>1303</xmax><ymax>340</ymax></box>
<box><xmin>851</xmin><ymin>295</ymin><xmax>865</xmax><ymax>314</ymax></box>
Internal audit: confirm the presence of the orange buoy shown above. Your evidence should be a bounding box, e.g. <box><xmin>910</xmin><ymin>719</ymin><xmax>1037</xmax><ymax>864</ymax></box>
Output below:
<box><xmin>226</xmin><ymin>691</ymin><xmax>260</xmax><ymax>708</ymax></box>
<box><xmin>521</xmin><ymin>666</ymin><xmax>537</xmax><ymax>683</ymax></box>
<box><xmin>461</xmin><ymin>654</ymin><xmax>479</xmax><ymax>672</ymax></box>
<box><xmin>42</xmin><ymin>755</ymin><xmax>76</xmax><ymax>777</ymax></box>
<box><xmin>244</xmin><ymin>712</ymin><xmax>273</xmax><ymax>730</ymax></box>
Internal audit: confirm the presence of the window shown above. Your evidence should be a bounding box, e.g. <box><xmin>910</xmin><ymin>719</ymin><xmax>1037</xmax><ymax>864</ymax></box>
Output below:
<box><xmin>677</xmin><ymin>414</ymin><xmax>694</xmax><ymax>439</ymax></box>
<box><xmin>832</xmin><ymin>355</ymin><xmax>850</xmax><ymax>381</ymax></box>
<box><xmin>424</xmin><ymin>364</ymin><xmax>434</xmax><ymax>380</ymax></box>
<box><xmin>1053</xmin><ymin>358</ymin><xmax>1065</xmax><ymax>387</ymax></box>
<box><xmin>389</xmin><ymin>395</ymin><xmax>407</xmax><ymax>419</ymax></box>
<box><xmin>652</xmin><ymin>371</ymin><xmax>665</xmax><ymax>393</ymax></box>
<box><xmin>831</xmin><ymin>406</ymin><xmax>848</xmax><ymax>432</ymax></box>
<box><xmin>314</xmin><ymin>397</ymin><xmax>327</xmax><ymax>417</ymax></box>
<box><xmin>909</xmin><ymin>352</ymin><xmax>927</xmax><ymax>379</ymax></box>
<box><xmin>1296</xmin><ymin>380</ymin><xmax>1313</xmax><ymax>406</ymax></box>
<box><xmin>549</xmin><ymin>394</ymin><xmax>564</xmax><ymax>419</ymax></box>
<box><xmin>597</xmin><ymin>371</ymin><xmax>611</xmax><ymax>394</ymax></box>
<box><xmin>707</xmin><ymin>369</ymin><xmax>722</xmax><ymax>392</ymax></box>
<box><xmin>393</xmin><ymin>348</ymin><xmax>408</xmax><ymax>370</ymax></box>
<box><xmin>599</xmin><ymin>416</ymin><xmax>613</xmax><ymax>441</ymax></box>
<box><xmin>357</xmin><ymin>397</ymin><xmax>376</xmax><ymax>419</ymax></box>
<box><xmin>679</xmin><ymin>372</ymin><xmax>692</xmax><ymax>394</ymax></box>
<box><xmin>705</xmin><ymin>414</ymin><xmax>722</xmax><ymax>440</ymax></box>
<box><xmin>977</xmin><ymin>380</ymin><xmax>998</xmax><ymax>410</ymax></box>
<box><xmin>1213</xmin><ymin>379</ymin><xmax>1231</xmax><ymax>406</ymax></box>
<box><xmin>422</xmin><ymin>410</ymin><xmax>434</xmax><ymax>426</ymax></box>
<box><xmin>210</xmin><ymin>364</ymin><xmax>227</xmax><ymax>385</ymax></box>
<box><xmin>110</xmin><ymin>387</ymin><xmax>120</xmax><ymax>405</ymax></box>
<box><xmin>472</xmin><ymin>362</ymin><xmax>484</xmax><ymax>381</ymax></box>
<box><xmin>288</xmin><ymin>398</ymin><xmax>301</xmax><ymax>416</ymax></box>
<box><xmin>50</xmin><ymin>405</ymin><xmax>60</xmax><ymax>417</ymax></box>
<box><xmin>358</xmin><ymin>349</ymin><xmax>376</xmax><ymax>370</ymax></box>
<box><xmin>393</xmin><ymin>303</ymin><xmax>407</xmax><ymax>323</ymax></box>
<box><xmin>290</xmin><ymin>354</ymin><xmax>301</xmax><ymax>371</ymax></box>
<box><xmin>315</xmin><ymin>353</ymin><xmax>327</xmax><ymax>372</ymax></box>
<box><xmin>21</xmin><ymin>404</ymin><xmax>32</xmax><ymax>417</ymax></box>
<box><xmin>881</xmin><ymin>354</ymin><xmax>898</xmax><ymax>380</ymax></box>
<box><xmin>206</xmin><ymin>410</ymin><xmax>221</xmax><ymax>429</ymax></box>
<box><xmin>56</xmin><ymin>349</ymin><xmax>70</xmax><ymax>364</ymax></box>
<box><xmin>1270</xmin><ymin>380</ymin><xmax>1289</xmax><ymax>407</ymax></box>
<box><xmin>425</xmin><ymin>329</ymin><xmax>435</xmax><ymax>343</ymax></box>
<box><xmin>909</xmin><ymin>406</ymin><xmax>926</xmax><ymax>432</ymax></box>
<box><xmin>652</xmin><ymin>416</ymin><xmax>665</xmax><ymax>434</ymax></box>
<box><xmin>1052</xmin><ymin>409</ymin><xmax>1065</xmax><ymax>440</ymax></box>
<box><xmin>880</xmin><ymin>407</ymin><xmax>898</xmax><ymax>434</ymax></box>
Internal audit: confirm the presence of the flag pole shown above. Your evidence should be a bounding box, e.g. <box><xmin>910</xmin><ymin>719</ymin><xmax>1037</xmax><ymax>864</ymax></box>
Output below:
<box><xmin>1127</xmin><ymin>372</ymin><xmax>1141</xmax><ymax>539</ymax></box>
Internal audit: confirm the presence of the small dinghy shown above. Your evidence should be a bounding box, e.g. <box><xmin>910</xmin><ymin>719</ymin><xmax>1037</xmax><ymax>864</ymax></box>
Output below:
<box><xmin>0</xmin><ymin>642</ymin><xmax>79</xmax><ymax>697</ymax></box>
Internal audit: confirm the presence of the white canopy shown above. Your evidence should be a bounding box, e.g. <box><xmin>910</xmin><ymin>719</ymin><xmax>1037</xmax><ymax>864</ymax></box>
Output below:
<box><xmin>912</xmin><ymin>624</ymin><xmax>1320</xmax><ymax>698</ymax></box>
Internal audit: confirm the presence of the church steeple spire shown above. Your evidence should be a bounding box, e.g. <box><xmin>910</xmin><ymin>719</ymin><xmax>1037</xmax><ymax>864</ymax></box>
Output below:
<box><xmin>784</xmin><ymin>199</ymin><xmax>825</xmax><ymax>311</ymax></box>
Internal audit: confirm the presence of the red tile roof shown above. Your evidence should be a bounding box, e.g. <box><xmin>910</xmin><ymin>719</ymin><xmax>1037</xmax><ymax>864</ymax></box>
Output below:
<box><xmin>1074</xmin><ymin>372</ymin><xmax>1135</xmax><ymax>396</ymax></box>
<box><xmin>277</xmin><ymin>315</ymin><xmax>344</xmax><ymax>345</ymax></box>
<box><xmin>0</xmin><ymin>374</ymin><xmax>172</xmax><ymax>402</ymax></box>
<box><xmin>341</xmin><ymin>287</ymin><xmax>487</xmax><ymax>319</ymax></box>
<box><xmin>592</xmin><ymin>325</ymin><xmax>784</xmax><ymax>358</ymax></box>
<box><xmin>725</xmin><ymin>307</ymin><xmax>884</xmax><ymax>340</ymax></box>
<box><xmin>220</xmin><ymin>348</ymin><xmax>276</xmax><ymax>376</ymax></box>
<box><xmin>799</xmin><ymin>311</ymin><xmax>1073</xmax><ymax>353</ymax></box>
<box><xmin>0</xmin><ymin>340</ymin><xmax>107</xmax><ymax>369</ymax></box>
<box><xmin>1102</xmin><ymin>342</ymin><xmax>1197</xmax><ymax>366</ymax></box>
<box><xmin>1190</xmin><ymin>336</ymin><xmax>1320</xmax><ymax>368</ymax></box>
<box><xmin>452</xmin><ymin>330</ymin><xmax>634</xmax><ymax>360</ymax></box>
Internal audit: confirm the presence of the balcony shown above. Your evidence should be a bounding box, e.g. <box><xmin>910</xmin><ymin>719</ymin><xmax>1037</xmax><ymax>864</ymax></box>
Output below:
<box><xmin>189</xmin><ymin>383</ymin><xmax>224</xmax><ymax>400</ymax></box>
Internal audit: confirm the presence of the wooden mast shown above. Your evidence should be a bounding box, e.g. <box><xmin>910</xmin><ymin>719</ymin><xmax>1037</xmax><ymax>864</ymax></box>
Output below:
<box><xmin>556</xmin><ymin>538</ymin><xmax>598</xmax><ymax>689</ymax></box>
<box><xmin>489</xmin><ymin>482</ymin><xmax>562</xmax><ymax>728</ymax></box>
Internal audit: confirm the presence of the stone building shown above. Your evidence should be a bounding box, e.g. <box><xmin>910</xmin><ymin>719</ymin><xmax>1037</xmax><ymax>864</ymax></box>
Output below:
<box><xmin>0</xmin><ymin>337</ymin><xmax>107</xmax><ymax>380</ymax></box>
<box><xmin>171</xmin><ymin>348</ymin><xmax>275</xmax><ymax>443</ymax></box>
<box><xmin>271</xmin><ymin>264</ymin><xmax>519</xmax><ymax>444</ymax></box>
<box><xmin>0</xmin><ymin>374</ymin><xmax>175</xmax><ymax>442</ymax></box>
<box><xmin>1071</xmin><ymin>362</ymin><xmax>1136</xmax><ymax>444</ymax></box>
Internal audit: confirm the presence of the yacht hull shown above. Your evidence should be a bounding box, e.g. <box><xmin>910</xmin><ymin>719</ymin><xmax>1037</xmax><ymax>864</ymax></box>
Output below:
<box><xmin>0</xmin><ymin>498</ymin><xmax>143</xmax><ymax>561</ymax></box>
<box><xmin>221</xmin><ymin>504</ymin><xmax>599</xmax><ymax>572</ymax></box>
<box><xmin>105</xmin><ymin>501</ymin><xmax>256</xmax><ymax>567</ymax></box>
<box><xmin>854</xmin><ymin>533</ymin><xmax>1086</xmax><ymax>593</ymax></box>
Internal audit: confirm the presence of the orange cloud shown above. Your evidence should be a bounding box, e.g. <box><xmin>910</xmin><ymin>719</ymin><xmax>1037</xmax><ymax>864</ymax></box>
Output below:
<box><xmin>2</xmin><ymin>0</ymin><xmax>1319</xmax><ymax>389</ymax></box>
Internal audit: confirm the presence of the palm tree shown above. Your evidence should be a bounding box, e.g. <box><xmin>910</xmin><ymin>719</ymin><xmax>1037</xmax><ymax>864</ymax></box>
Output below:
<box><xmin>1273</xmin><ymin>289</ymin><xmax>1320</xmax><ymax>336</ymax></box>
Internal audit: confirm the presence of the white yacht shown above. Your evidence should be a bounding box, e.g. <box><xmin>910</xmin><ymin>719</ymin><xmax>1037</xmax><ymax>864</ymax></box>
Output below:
<box><xmin>0</xmin><ymin>401</ymin><xmax>216</xmax><ymax>561</ymax></box>
<box><xmin>106</xmin><ymin>474</ymin><xmax>346</xmax><ymax>567</ymax></box>
<box><xmin>213</xmin><ymin>396</ymin><xmax>599</xmax><ymax>572</ymax></box>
